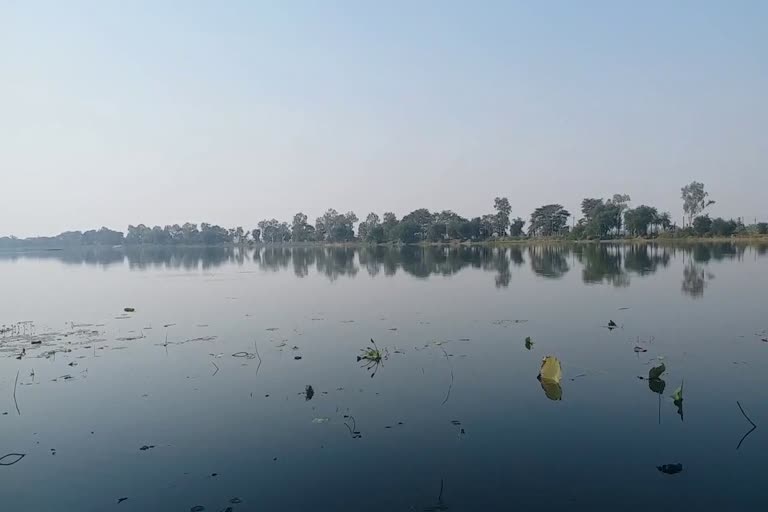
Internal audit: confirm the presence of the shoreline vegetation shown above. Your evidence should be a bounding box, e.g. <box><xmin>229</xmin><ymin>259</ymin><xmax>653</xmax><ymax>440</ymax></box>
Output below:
<box><xmin>2</xmin><ymin>181</ymin><xmax>766</xmax><ymax>250</ymax></box>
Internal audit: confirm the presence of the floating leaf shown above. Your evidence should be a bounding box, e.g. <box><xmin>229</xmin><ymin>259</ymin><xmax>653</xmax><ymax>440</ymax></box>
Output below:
<box><xmin>672</xmin><ymin>383</ymin><xmax>683</xmax><ymax>402</ymax></box>
<box><xmin>539</xmin><ymin>379</ymin><xmax>563</xmax><ymax>401</ymax></box>
<box><xmin>538</xmin><ymin>356</ymin><xmax>562</xmax><ymax>383</ymax></box>
<box><xmin>657</xmin><ymin>463</ymin><xmax>683</xmax><ymax>475</ymax></box>
<box><xmin>672</xmin><ymin>382</ymin><xmax>684</xmax><ymax>421</ymax></box>
<box><xmin>648</xmin><ymin>378</ymin><xmax>666</xmax><ymax>394</ymax></box>
<box><xmin>525</xmin><ymin>337</ymin><xmax>534</xmax><ymax>350</ymax></box>
<box><xmin>648</xmin><ymin>363</ymin><xmax>666</xmax><ymax>380</ymax></box>
<box><xmin>538</xmin><ymin>356</ymin><xmax>563</xmax><ymax>401</ymax></box>
<box><xmin>0</xmin><ymin>453</ymin><xmax>26</xmax><ymax>466</ymax></box>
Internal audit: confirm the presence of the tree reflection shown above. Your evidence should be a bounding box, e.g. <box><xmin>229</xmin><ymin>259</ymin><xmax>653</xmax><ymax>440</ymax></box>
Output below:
<box><xmin>528</xmin><ymin>245</ymin><xmax>570</xmax><ymax>279</ymax></box>
<box><xmin>2</xmin><ymin>243</ymin><xmax>763</xmax><ymax>291</ymax></box>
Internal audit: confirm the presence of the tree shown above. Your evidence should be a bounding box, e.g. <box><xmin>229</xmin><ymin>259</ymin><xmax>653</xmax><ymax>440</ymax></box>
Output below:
<box><xmin>357</xmin><ymin>212</ymin><xmax>381</xmax><ymax>242</ymax></box>
<box><xmin>401</xmin><ymin>209</ymin><xmax>433</xmax><ymax>241</ymax></box>
<box><xmin>251</xmin><ymin>228</ymin><xmax>261</xmax><ymax>243</ymax></box>
<box><xmin>509</xmin><ymin>217</ymin><xmax>525</xmax><ymax>237</ymax></box>
<box><xmin>291</xmin><ymin>212</ymin><xmax>313</xmax><ymax>242</ymax></box>
<box><xmin>316</xmin><ymin>209</ymin><xmax>357</xmax><ymax>242</ymax></box>
<box><xmin>710</xmin><ymin>217</ymin><xmax>739</xmax><ymax>237</ymax></box>
<box><xmin>397</xmin><ymin>221</ymin><xmax>420</xmax><ymax>243</ymax></box>
<box><xmin>692</xmin><ymin>215</ymin><xmax>713</xmax><ymax>236</ymax></box>
<box><xmin>757</xmin><ymin>222</ymin><xmax>768</xmax><ymax>235</ymax></box>
<box><xmin>427</xmin><ymin>222</ymin><xmax>446</xmax><ymax>242</ymax></box>
<box><xmin>528</xmin><ymin>204</ymin><xmax>570</xmax><ymax>236</ymax></box>
<box><xmin>493</xmin><ymin>197</ymin><xmax>511</xmax><ymax>236</ymax></box>
<box><xmin>624</xmin><ymin>205</ymin><xmax>658</xmax><ymax>237</ymax></box>
<box><xmin>681</xmin><ymin>181</ymin><xmax>715</xmax><ymax>226</ymax></box>
<box><xmin>657</xmin><ymin>212</ymin><xmax>672</xmax><ymax>232</ymax></box>
<box><xmin>381</xmin><ymin>212</ymin><xmax>399</xmax><ymax>241</ymax></box>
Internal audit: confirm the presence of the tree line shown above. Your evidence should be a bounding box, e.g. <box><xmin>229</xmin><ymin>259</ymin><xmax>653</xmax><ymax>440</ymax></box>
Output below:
<box><xmin>1</xmin><ymin>181</ymin><xmax>765</xmax><ymax>249</ymax></box>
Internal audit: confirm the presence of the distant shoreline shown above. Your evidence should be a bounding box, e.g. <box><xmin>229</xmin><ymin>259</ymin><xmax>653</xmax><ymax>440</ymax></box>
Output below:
<box><xmin>1</xmin><ymin>235</ymin><xmax>766</xmax><ymax>252</ymax></box>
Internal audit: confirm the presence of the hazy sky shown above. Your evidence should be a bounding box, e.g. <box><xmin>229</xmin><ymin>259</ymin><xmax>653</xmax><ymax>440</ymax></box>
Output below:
<box><xmin>2</xmin><ymin>1</ymin><xmax>766</xmax><ymax>237</ymax></box>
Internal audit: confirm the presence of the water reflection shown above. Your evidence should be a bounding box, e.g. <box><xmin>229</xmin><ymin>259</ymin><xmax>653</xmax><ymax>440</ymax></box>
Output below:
<box><xmin>1</xmin><ymin>243</ymin><xmax>764</xmax><ymax>297</ymax></box>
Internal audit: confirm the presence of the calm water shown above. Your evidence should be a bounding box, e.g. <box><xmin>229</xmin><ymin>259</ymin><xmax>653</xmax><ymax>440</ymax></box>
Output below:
<box><xmin>1</xmin><ymin>243</ymin><xmax>767</xmax><ymax>511</ymax></box>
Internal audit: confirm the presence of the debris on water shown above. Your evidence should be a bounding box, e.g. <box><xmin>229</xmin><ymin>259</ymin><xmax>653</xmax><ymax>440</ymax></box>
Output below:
<box><xmin>117</xmin><ymin>497</ymin><xmax>128</xmax><ymax>504</ymax></box>
<box><xmin>450</xmin><ymin>420</ymin><xmax>461</xmax><ymax>426</ymax></box>
<box><xmin>618</xmin><ymin>307</ymin><xmax>630</xmax><ymax>310</ymax></box>
<box><xmin>294</xmin><ymin>355</ymin><xmax>302</xmax><ymax>360</ymax></box>
<box><xmin>266</xmin><ymin>327</ymin><xmax>279</xmax><ymax>331</ymax></box>
<box><xmin>210</xmin><ymin>473</ymin><xmax>218</xmax><ymax>477</ymax></box>
<box><xmin>0</xmin><ymin>453</ymin><xmax>26</xmax><ymax>466</ymax></box>
<box><xmin>190</xmin><ymin>506</ymin><xmax>206</xmax><ymax>512</ymax></box>
<box><xmin>230</xmin><ymin>498</ymin><xmax>242</xmax><ymax>504</ymax></box>
<box><xmin>31</xmin><ymin>340</ymin><xmax>42</xmax><ymax>345</ymax></box>
<box><xmin>304</xmin><ymin>385</ymin><xmax>314</xmax><ymax>401</ymax></box>
<box><xmin>525</xmin><ymin>337</ymin><xmax>534</xmax><ymax>350</ymax></box>
<box><xmin>608</xmin><ymin>320</ymin><xmax>617</xmax><ymax>327</ymax></box>
<box><xmin>232</xmin><ymin>351</ymin><xmax>256</xmax><ymax>359</ymax></box>
<box><xmin>139</xmin><ymin>445</ymin><xmax>156</xmax><ymax>451</ymax></box>
<box><xmin>163</xmin><ymin>323</ymin><xmax>175</xmax><ymax>328</ymax></box>
<box><xmin>657</xmin><ymin>463</ymin><xmax>683</xmax><ymax>475</ymax></box>
<box><xmin>634</xmin><ymin>346</ymin><xmax>647</xmax><ymax>353</ymax></box>
<box><xmin>123</xmin><ymin>308</ymin><xmax>135</xmax><ymax>313</ymax></box>
<box><xmin>312</xmin><ymin>418</ymin><xmax>329</xmax><ymax>424</ymax></box>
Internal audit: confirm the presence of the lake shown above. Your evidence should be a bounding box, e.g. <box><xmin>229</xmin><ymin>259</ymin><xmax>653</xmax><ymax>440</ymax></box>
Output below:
<box><xmin>1</xmin><ymin>243</ymin><xmax>767</xmax><ymax>511</ymax></box>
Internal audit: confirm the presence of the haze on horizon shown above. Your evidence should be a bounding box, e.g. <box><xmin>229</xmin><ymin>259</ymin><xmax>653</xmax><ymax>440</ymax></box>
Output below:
<box><xmin>1</xmin><ymin>1</ymin><xmax>766</xmax><ymax>238</ymax></box>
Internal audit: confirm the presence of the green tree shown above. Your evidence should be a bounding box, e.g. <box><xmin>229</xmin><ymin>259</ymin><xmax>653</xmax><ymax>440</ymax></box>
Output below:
<box><xmin>381</xmin><ymin>212</ymin><xmax>399</xmax><ymax>242</ymax></box>
<box><xmin>509</xmin><ymin>217</ymin><xmax>525</xmax><ymax>237</ymax></box>
<box><xmin>493</xmin><ymin>197</ymin><xmax>511</xmax><ymax>236</ymax></box>
<box><xmin>692</xmin><ymin>215</ymin><xmax>713</xmax><ymax>235</ymax></box>
<box><xmin>528</xmin><ymin>205</ymin><xmax>571</xmax><ymax>237</ymax></box>
<box><xmin>681</xmin><ymin>181</ymin><xmax>715</xmax><ymax>226</ymax></box>
<box><xmin>291</xmin><ymin>212</ymin><xmax>313</xmax><ymax>242</ymax></box>
<box><xmin>397</xmin><ymin>221</ymin><xmax>420</xmax><ymax>243</ymax></box>
<box><xmin>624</xmin><ymin>205</ymin><xmax>658</xmax><ymax>237</ymax></box>
<box><xmin>401</xmin><ymin>209</ymin><xmax>433</xmax><ymax>241</ymax></box>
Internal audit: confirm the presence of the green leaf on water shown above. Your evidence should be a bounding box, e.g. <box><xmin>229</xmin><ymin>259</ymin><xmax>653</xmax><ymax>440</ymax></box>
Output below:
<box><xmin>672</xmin><ymin>381</ymin><xmax>684</xmax><ymax>421</ymax></box>
<box><xmin>648</xmin><ymin>378</ymin><xmax>666</xmax><ymax>394</ymax></box>
<box><xmin>525</xmin><ymin>337</ymin><xmax>534</xmax><ymax>350</ymax></box>
<box><xmin>649</xmin><ymin>363</ymin><xmax>666</xmax><ymax>380</ymax></box>
<box><xmin>672</xmin><ymin>382</ymin><xmax>683</xmax><ymax>402</ymax></box>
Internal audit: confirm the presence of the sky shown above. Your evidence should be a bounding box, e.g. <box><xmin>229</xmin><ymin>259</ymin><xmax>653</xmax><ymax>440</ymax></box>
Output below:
<box><xmin>1</xmin><ymin>1</ymin><xmax>766</xmax><ymax>237</ymax></box>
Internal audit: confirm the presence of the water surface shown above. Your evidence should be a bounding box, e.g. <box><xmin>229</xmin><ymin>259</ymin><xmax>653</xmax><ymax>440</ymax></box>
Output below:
<box><xmin>1</xmin><ymin>243</ymin><xmax>767</xmax><ymax>511</ymax></box>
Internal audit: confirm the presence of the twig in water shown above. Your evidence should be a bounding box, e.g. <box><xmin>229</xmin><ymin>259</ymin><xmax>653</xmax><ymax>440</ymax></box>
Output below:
<box><xmin>440</xmin><ymin>347</ymin><xmax>454</xmax><ymax>406</ymax></box>
<box><xmin>13</xmin><ymin>370</ymin><xmax>20</xmax><ymax>415</ymax></box>
<box><xmin>254</xmin><ymin>339</ymin><xmax>262</xmax><ymax>378</ymax></box>
<box><xmin>736</xmin><ymin>401</ymin><xmax>757</xmax><ymax>450</ymax></box>
<box><xmin>211</xmin><ymin>362</ymin><xmax>219</xmax><ymax>376</ymax></box>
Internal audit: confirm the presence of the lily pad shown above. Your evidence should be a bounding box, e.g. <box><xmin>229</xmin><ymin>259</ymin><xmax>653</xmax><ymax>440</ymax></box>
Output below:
<box><xmin>649</xmin><ymin>363</ymin><xmax>666</xmax><ymax>380</ymax></box>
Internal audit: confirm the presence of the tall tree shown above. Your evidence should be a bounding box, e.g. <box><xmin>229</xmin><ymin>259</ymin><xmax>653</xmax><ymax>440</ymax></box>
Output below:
<box><xmin>401</xmin><ymin>209</ymin><xmax>433</xmax><ymax>241</ymax></box>
<box><xmin>291</xmin><ymin>212</ymin><xmax>313</xmax><ymax>242</ymax></box>
<box><xmin>681</xmin><ymin>181</ymin><xmax>715</xmax><ymax>226</ymax></box>
<box><xmin>493</xmin><ymin>197</ymin><xmax>511</xmax><ymax>236</ymax></box>
<box><xmin>528</xmin><ymin>204</ymin><xmax>570</xmax><ymax>236</ymax></box>
<box><xmin>624</xmin><ymin>205</ymin><xmax>658</xmax><ymax>237</ymax></box>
